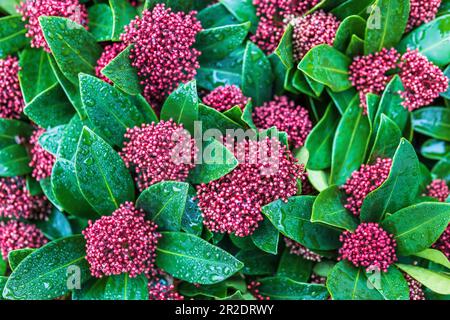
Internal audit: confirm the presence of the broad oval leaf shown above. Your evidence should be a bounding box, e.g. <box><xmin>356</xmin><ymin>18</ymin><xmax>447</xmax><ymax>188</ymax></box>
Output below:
<box><xmin>104</xmin><ymin>274</ymin><xmax>148</xmax><ymax>300</ymax></box>
<box><xmin>220</xmin><ymin>0</ymin><xmax>259</xmax><ymax>33</ymax></box>
<box><xmin>109</xmin><ymin>0</ymin><xmax>136</xmax><ymax>41</ymax></box>
<box><xmin>8</xmin><ymin>248</ymin><xmax>35</xmax><ymax>271</ymax></box>
<box><xmin>258</xmin><ymin>276</ymin><xmax>329</xmax><ymax>300</ymax></box>
<box><xmin>277</xmin><ymin>248</ymin><xmax>313</xmax><ymax>282</ymax></box>
<box><xmin>368</xmin><ymin>113</ymin><xmax>402</xmax><ymax>162</ymax></box>
<box><xmin>87</xmin><ymin>4</ymin><xmax>113</xmax><ymax>42</ymax></box>
<box><xmin>414</xmin><ymin>249</ymin><xmax>450</xmax><ymax>269</ymax></box>
<box><xmin>0</xmin><ymin>15</ymin><xmax>28</xmax><ymax>58</ymax></box>
<box><xmin>396</xmin><ymin>263</ymin><xmax>450</xmax><ymax>295</ymax></box>
<box><xmin>412</xmin><ymin>107</ymin><xmax>450</xmax><ymax>142</ymax></box>
<box><xmin>235</xmin><ymin>249</ymin><xmax>278</xmax><ymax>275</ymax></box>
<box><xmin>421</xmin><ymin>139</ymin><xmax>450</xmax><ymax>161</ymax></box>
<box><xmin>251</xmin><ymin>218</ymin><xmax>279</xmax><ymax>255</ymax></box>
<box><xmin>0</xmin><ymin>144</ymin><xmax>31</xmax><ymax>177</ymax></box>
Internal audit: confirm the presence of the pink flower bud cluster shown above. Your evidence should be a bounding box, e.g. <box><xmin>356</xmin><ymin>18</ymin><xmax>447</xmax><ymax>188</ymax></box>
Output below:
<box><xmin>120</xmin><ymin>120</ymin><xmax>197</xmax><ymax>192</ymax></box>
<box><xmin>29</xmin><ymin>128</ymin><xmax>55</xmax><ymax>181</ymax></box>
<box><xmin>433</xmin><ymin>226</ymin><xmax>450</xmax><ymax>259</ymax></box>
<box><xmin>82</xmin><ymin>202</ymin><xmax>161</xmax><ymax>278</ymax></box>
<box><xmin>202</xmin><ymin>85</ymin><xmax>249</xmax><ymax>112</ymax></box>
<box><xmin>196</xmin><ymin>138</ymin><xmax>304</xmax><ymax>237</ymax></box>
<box><xmin>0</xmin><ymin>56</ymin><xmax>24</xmax><ymax>119</ymax></box>
<box><xmin>342</xmin><ymin>158</ymin><xmax>392</xmax><ymax>216</ymax></box>
<box><xmin>148</xmin><ymin>282</ymin><xmax>184</xmax><ymax>300</ymax></box>
<box><xmin>0</xmin><ymin>220</ymin><xmax>47</xmax><ymax>259</ymax></box>
<box><xmin>253</xmin><ymin>96</ymin><xmax>312</xmax><ymax>148</ymax></box>
<box><xmin>405</xmin><ymin>274</ymin><xmax>425</xmax><ymax>300</ymax></box>
<box><xmin>339</xmin><ymin>223</ymin><xmax>397</xmax><ymax>272</ymax></box>
<box><xmin>247</xmin><ymin>281</ymin><xmax>269</xmax><ymax>300</ymax></box>
<box><xmin>425</xmin><ymin>179</ymin><xmax>449</xmax><ymax>202</ymax></box>
<box><xmin>292</xmin><ymin>10</ymin><xmax>340</xmax><ymax>61</ymax></box>
<box><xmin>0</xmin><ymin>177</ymin><xmax>50</xmax><ymax>220</ymax></box>
<box><xmin>95</xmin><ymin>42</ymin><xmax>127</xmax><ymax>84</ymax></box>
<box><xmin>406</xmin><ymin>0</ymin><xmax>441</xmax><ymax>32</ymax></box>
<box><xmin>284</xmin><ymin>237</ymin><xmax>321</xmax><ymax>262</ymax></box>
<box><xmin>121</xmin><ymin>4</ymin><xmax>202</xmax><ymax>105</ymax></box>
<box><xmin>17</xmin><ymin>0</ymin><xmax>88</xmax><ymax>52</ymax></box>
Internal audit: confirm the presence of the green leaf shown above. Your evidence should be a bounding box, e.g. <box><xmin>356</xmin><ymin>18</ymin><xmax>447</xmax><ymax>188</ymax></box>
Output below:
<box><xmin>51</xmin><ymin>159</ymin><xmax>98</xmax><ymax>219</ymax></box>
<box><xmin>397</xmin><ymin>14</ymin><xmax>450</xmax><ymax>67</ymax></box>
<box><xmin>251</xmin><ymin>218</ymin><xmax>279</xmax><ymax>255</ymax></box>
<box><xmin>306</xmin><ymin>169</ymin><xmax>329</xmax><ymax>192</ymax></box>
<box><xmin>57</xmin><ymin>115</ymin><xmax>84</xmax><ymax>161</ymax></box>
<box><xmin>235</xmin><ymin>249</ymin><xmax>279</xmax><ymax>275</ymax></box>
<box><xmin>368</xmin><ymin>266</ymin><xmax>410</xmax><ymax>300</ymax></box>
<box><xmin>160</xmin><ymin>80</ymin><xmax>198</xmax><ymax>134</ymax></box>
<box><xmin>327</xmin><ymin>87</ymin><xmax>357</xmax><ymax>114</ymax></box>
<box><xmin>327</xmin><ymin>261</ymin><xmax>384</xmax><ymax>300</ymax></box>
<box><xmin>0</xmin><ymin>144</ymin><xmax>31</xmax><ymax>177</ymax></box>
<box><xmin>0</xmin><ymin>118</ymin><xmax>33</xmax><ymax>147</ymax></box>
<box><xmin>262</xmin><ymin>196</ymin><xmax>341</xmax><ymax>251</ymax></box>
<box><xmin>40</xmin><ymin>177</ymin><xmax>63</xmax><ymax>211</ymax></box>
<box><xmin>367</xmin><ymin>114</ymin><xmax>402</xmax><ymax>162</ymax></box>
<box><xmin>220</xmin><ymin>0</ymin><xmax>258</xmax><ymax>33</ymax></box>
<box><xmin>329</xmin><ymin>0</ymin><xmax>375</xmax><ymax>20</ymax></box>
<box><xmin>412</xmin><ymin>107</ymin><xmax>450</xmax><ymax>141</ymax></box>
<box><xmin>18</xmin><ymin>48</ymin><xmax>57</xmax><ymax>104</ymax></box>
<box><xmin>330</xmin><ymin>99</ymin><xmax>371</xmax><ymax>185</ymax></box>
<box><xmin>79</xmin><ymin>73</ymin><xmax>144</xmax><ymax>147</ymax></box>
<box><xmin>8</xmin><ymin>248</ymin><xmax>35</xmax><ymax>271</ymax></box>
<box><xmin>312</xmin><ymin>185</ymin><xmax>359</xmax><ymax>231</ymax></box>
<box><xmin>35</xmin><ymin>208</ymin><xmax>72</xmax><ymax>240</ymax></box>
<box><xmin>345</xmin><ymin>34</ymin><xmax>365</xmax><ymax>57</ymax></box>
<box><xmin>196</xmin><ymin>22</ymin><xmax>250</xmax><ymax>62</ymax></box>
<box><xmin>0</xmin><ymin>15</ymin><xmax>28</xmax><ymax>58</ymax></box>
<box><xmin>277</xmin><ymin>248</ymin><xmax>313</xmax><ymax>282</ymax></box>
<box><xmin>24</xmin><ymin>83</ymin><xmax>75</xmax><ymax>129</ymax></box>
<box><xmin>382</xmin><ymin>202</ymin><xmax>450</xmax><ymax>256</ymax></box>
<box><xmin>127</xmin><ymin>94</ymin><xmax>158</xmax><ymax>124</ymax></box>
<box><xmin>298</xmin><ymin>44</ymin><xmax>352</xmax><ymax>93</ymax></box>
<box><xmin>333</xmin><ymin>15</ymin><xmax>366</xmax><ymax>52</ymax></box>
<box><xmin>421</xmin><ymin>139</ymin><xmax>450</xmax><ymax>161</ymax></box>
<box><xmin>181</xmin><ymin>187</ymin><xmax>203</xmax><ymax>236</ymax></box>
<box><xmin>144</xmin><ymin>0</ymin><xmax>197</xmax><ymax>12</ymax></box>
<box><xmin>3</xmin><ymin>235</ymin><xmax>91</xmax><ymax>300</ymax></box>
<box><xmin>155</xmin><ymin>232</ymin><xmax>243</xmax><ymax>284</ymax></box>
<box><xmin>361</xmin><ymin>139</ymin><xmax>420</xmax><ymax>222</ymax></box>
<box><xmin>242</xmin><ymin>41</ymin><xmax>273</xmax><ymax>106</ymax></box>
<box><xmin>198</xmin><ymin>104</ymin><xmax>244</xmax><ymax>134</ymax></box>
<box><xmin>414</xmin><ymin>249</ymin><xmax>450</xmax><ymax>269</ymax></box>
<box><xmin>39</xmin><ymin>16</ymin><xmax>102</xmax><ymax>85</ymax></box>
<box><xmin>306</xmin><ymin>104</ymin><xmax>340</xmax><ymax>170</ymax></box>
<box><xmin>396</xmin><ymin>264</ymin><xmax>450</xmax><ymax>295</ymax></box>
<box><xmin>104</xmin><ymin>274</ymin><xmax>148</xmax><ymax>300</ymax></box>
<box><xmin>87</xmin><ymin>4</ymin><xmax>113</xmax><ymax>42</ymax></box>
<box><xmin>0</xmin><ymin>0</ymin><xmax>20</xmax><ymax>15</ymax></box>
<box><xmin>0</xmin><ymin>257</ymin><xmax>5</xmax><ymax>277</ymax></box>
<box><xmin>197</xmin><ymin>3</ymin><xmax>239</xmax><ymax>29</ymax></box>
<box><xmin>101</xmin><ymin>45</ymin><xmax>142</xmax><ymax>96</ymax></box>
<box><xmin>188</xmin><ymin>138</ymin><xmax>238</xmax><ymax>184</ymax></box>
<box><xmin>72</xmin><ymin>278</ymin><xmax>108</xmax><ymax>300</ymax></box>
<box><xmin>75</xmin><ymin>127</ymin><xmax>135</xmax><ymax>215</ymax></box>
<box><xmin>110</xmin><ymin>0</ymin><xmax>137</xmax><ymax>41</ymax></box>
<box><xmin>364</xmin><ymin>0</ymin><xmax>409</xmax><ymax>54</ymax></box>
<box><xmin>258</xmin><ymin>277</ymin><xmax>329</xmax><ymax>300</ymax></box>
<box><xmin>136</xmin><ymin>181</ymin><xmax>189</xmax><ymax>231</ymax></box>
<box><xmin>274</xmin><ymin>24</ymin><xmax>294</xmax><ymax>69</ymax></box>
<box><xmin>432</xmin><ymin>154</ymin><xmax>450</xmax><ymax>183</ymax></box>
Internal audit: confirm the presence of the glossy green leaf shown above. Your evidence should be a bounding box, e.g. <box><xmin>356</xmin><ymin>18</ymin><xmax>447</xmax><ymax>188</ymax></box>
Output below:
<box><xmin>364</xmin><ymin>0</ymin><xmax>409</xmax><ymax>54</ymax></box>
<box><xmin>329</xmin><ymin>0</ymin><xmax>375</xmax><ymax>20</ymax></box>
<box><xmin>361</xmin><ymin>139</ymin><xmax>420</xmax><ymax>222</ymax></box>
<box><xmin>421</xmin><ymin>139</ymin><xmax>450</xmax><ymax>160</ymax></box>
<box><xmin>274</xmin><ymin>24</ymin><xmax>293</xmax><ymax>69</ymax></box>
<box><xmin>432</xmin><ymin>154</ymin><xmax>450</xmax><ymax>183</ymax></box>
<box><xmin>277</xmin><ymin>248</ymin><xmax>313</xmax><ymax>282</ymax></box>
<box><xmin>368</xmin><ymin>114</ymin><xmax>402</xmax><ymax>162</ymax></box>
<box><xmin>0</xmin><ymin>118</ymin><xmax>33</xmax><ymax>147</ymax></box>
<box><xmin>18</xmin><ymin>48</ymin><xmax>57</xmax><ymax>104</ymax></box>
<box><xmin>0</xmin><ymin>144</ymin><xmax>31</xmax><ymax>177</ymax></box>
<box><xmin>35</xmin><ymin>208</ymin><xmax>72</xmax><ymax>241</ymax></box>
<box><xmin>0</xmin><ymin>0</ymin><xmax>20</xmax><ymax>15</ymax></box>
<box><xmin>242</xmin><ymin>41</ymin><xmax>273</xmax><ymax>106</ymax></box>
<box><xmin>327</xmin><ymin>87</ymin><xmax>357</xmax><ymax>114</ymax></box>
<box><xmin>197</xmin><ymin>3</ymin><xmax>239</xmax><ymax>29</ymax></box>
<box><xmin>345</xmin><ymin>34</ymin><xmax>365</xmax><ymax>57</ymax></box>
<box><xmin>79</xmin><ymin>73</ymin><xmax>144</xmax><ymax>147</ymax></box>
<box><xmin>333</xmin><ymin>15</ymin><xmax>366</xmax><ymax>52</ymax></box>
<box><xmin>0</xmin><ymin>15</ymin><xmax>28</xmax><ymax>58</ymax></box>
<box><xmin>412</xmin><ymin>107</ymin><xmax>450</xmax><ymax>141</ymax></box>
<box><xmin>72</xmin><ymin>278</ymin><xmax>108</xmax><ymax>300</ymax></box>
<box><xmin>101</xmin><ymin>45</ymin><xmax>142</xmax><ymax>96</ymax></box>
<box><xmin>110</xmin><ymin>0</ymin><xmax>136</xmax><ymax>41</ymax></box>
<box><xmin>312</xmin><ymin>185</ymin><xmax>359</xmax><ymax>231</ymax></box>
<box><xmin>251</xmin><ymin>218</ymin><xmax>279</xmax><ymax>255</ymax></box>
<box><xmin>220</xmin><ymin>0</ymin><xmax>259</xmax><ymax>33</ymax></box>
<box><xmin>298</xmin><ymin>44</ymin><xmax>352</xmax><ymax>93</ymax></box>
<box><xmin>40</xmin><ymin>16</ymin><xmax>102</xmax><ymax>85</ymax></box>
<box><xmin>258</xmin><ymin>277</ymin><xmax>329</xmax><ymax>300</ymax></box>
<box><xmin>236</xmin><ymin>250</ymin><xmax>278</xmax><ymax>275</ymax></box>
<box><xmin>8</xmin><ymin>248</ymin><xmax>35</xmax><ymax>271</ymax></box>
<box><xmin>198</xmin><ymin>104</ymin><xmax>244</xmax><ymax>134</ymax></box>
<box><xmin>397</xmin><ymin>264</ymin><xmax>450</xmax><ymax>295</ymax></box>
<box><xmin>155</xmin><ymin>232</ymin><xmax>244</xmax><ymax>284</ymax></box>
<box><xmin>75</xmin><ymin>127</ymin><xmax>135</xmax><ymax>215</ymax></box>
<box><xmin>330</xmin><ymin>99</ymin><xmax>371</xmax><ymax>185</ymax></box>
<box><xmin>181</xmin><ymin>187</ymin><xmax>203</xmax><ymax>236</ymax></box>
<box><xmin>262</xmin><ymin>196</ymin><xmax>341</xmax><ymax>251</ymax></box>
<box><xmin>57</xmin><ymin>115</ymin><xmax>84</xmax><ymax>161</ymax></box>
<box><xmin>160</xmin><ymin>80</ymin><xmax>198</xmax><ymax>134</ymax></box>
<box><xmin>3</xmin><ymin>235</ymin><xmax>91</xmax><ymax>300</ymax></box>
<box><xmin>40</xmin><ymin>177</ymin><xmax>63</xmax><ymax>211</ymax></box>
<box><xmin>104</xmin><ymin>274</ymin><xmax>148</xmax><ymax>300</ymax></box>
<box><xmin>382</xmin><ymin>202</ymin><xmax>450</xmax><ymax>256</ymax></box>
<box><xmin>414</xmin><ymin>249</ymin><xmax>450</xmax><ymax>269</ymax></box>
<box><xmin>87</xmin><ymin>4</ymin><xmax>113</xmax><ymax>42</ymax></box>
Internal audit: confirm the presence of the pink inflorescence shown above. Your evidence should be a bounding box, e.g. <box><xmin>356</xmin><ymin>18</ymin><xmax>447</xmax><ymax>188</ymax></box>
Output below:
<box><xmin>202</xmin><ymin>85</ymin><xmax>249</xmax><ymax>112</ymax></box>
<box><xmin>120</xmin><ymin>120</ymin><xmax>197</xmax><ymax>192</ymax></box>
<box><xmin>148</xmin><ymin>282</ymin><xmax>184</xmax><ymax>300</ymax></box>
<box><xmin>406</xmin><ymin>0</ymin><xmax>441</xmax><ymax>32</ymax></box>
<box><xmin>398</xmin><ymin>49</ymin><xmax>448</xmax><ymax>111</ymax></box>
<box><xmin>342</xmin><ymin>158</ymin><xmax>392</xmax><ymax>216</ymax></box>
<box><xmin>252</xmin><ymin>96</ymin><xmax>312</xmax><ymax>149</ymax></box>
<box><xmin>339</xmin><ymin>223</ymin><xmax>397</xmax><ymax>272</ymax></box>
<box><xmin>0</xmin><ymin>177</ymin><xmax>50</xmax><ymax>220</ymax></box>
<box><xmin>310</xmin><ymin>273</ymin><xmax>326</xmax><ymax>285</ymax></box>
<box><xmin>284</xmin><ymin>237</ymin><xmax>321</xmax><ymax>262</ymax></box>
<box><xmin>291</xmin><ymin>10</ymin><xmax>340</xmax><ymax>61</ymax></box>
<box><xmin>95</xmin><ymin>42</ymin><xmax>127</xmax><ymax>84</ymax></box>
<box><xmin>121</xmin><ymin>4</ymin><xmax>202</xmax><ymax>105</ymax></box>
<box><xmin>425</xmin><ymin>179</ymin><xmax>449</xmax><ymax>202</ymax></box>
<box><xmin>405</xmin><ymin>274</ymin><xmax>426</xmax><ymax>300</ymax></box>
<box><xmin>83</xmin><ymin>202</ymin><xmax>161</xmax><ymax>278</ymax></box>
<box><xmin>248</xmin><ymin>281</ymin><xmax>269</xmax><ymax>300</ymax></box>
<box><xmin>349</xmin><ymin>48</ymin><xmax>401</xmax><ymax>112</ymax></box>
<box><xmin>0</xmin><ymin>220</ymin><xmax>47</xmax><ymax>260</ymax></box>
<box><xmin>17</xmin><ymin>0</ymin><xmax>88</xmax><ymax>52</ymax></box>
<box><xmin>433</xmin><ymin>226</ymin><xmax>450</xmax><ymax>259</ymax></box>
<box><xmin>29</xmin><ymin>128</ymin><xmax>55</xmax><ymax>181</ymax></box>
<box><xmin>0</xmin><ymin>56</ymin><xmax>24</xmax><ymax>119</ymax></box>
<box><xmin>197</xmin><ymin>137</ymin><xmax>304</xmax><ymax>237</ymax></box>
<box><xmin>251</xmin><ymin>0</ymin><xmax>319</xmax><ymax>54</ymax></box>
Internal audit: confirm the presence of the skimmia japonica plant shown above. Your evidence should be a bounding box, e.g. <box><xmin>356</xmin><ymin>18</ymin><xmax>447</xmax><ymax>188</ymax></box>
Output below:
<box><xmin>0</xmin><ymin>0</ymin><xmax>449</xmax><ymax>301</ymax></box>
